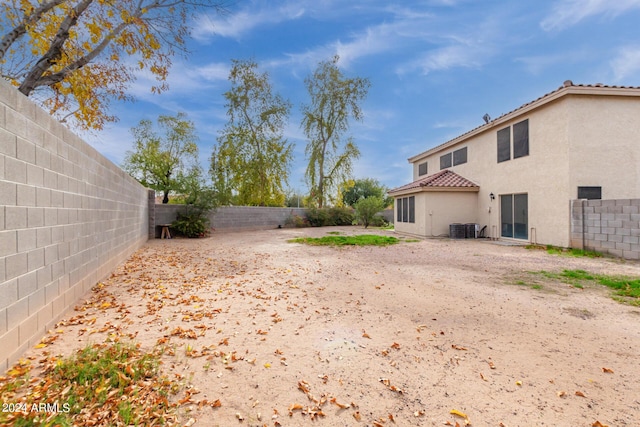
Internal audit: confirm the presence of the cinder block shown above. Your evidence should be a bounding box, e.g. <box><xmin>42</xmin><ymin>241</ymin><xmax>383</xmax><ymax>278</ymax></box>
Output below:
<box><xmin>0</xmin><ymin>230</ymin><xmax>17</xmax><ymax>257</ymax></box>
<box><xmin>17</xmin><ymin>270</ymin><xmax>37</xmax><ymax>299</ymax></box>
<box><xmin>609</xmin><ymin>234</ymin><xmax>623</xmax><ymax>243</ymax></box>
<box><xmin>0</xmin><ymin>257</ymin><xmax>4</xmax><ymax>282</ymax></box>
<box><xmin>0</xmin><ymin>127</ymin><xmax>17</xmax><ymax>156</ymax></box>
<box><xmin>43</xmin><ymin>169</ymin><xmax>57</xmax><ymax>190</ymax></box>
<box><xmin>28</xmin><ymin>288</ymin><xmax>45</xmax><ymax>316</ymax></box>
<box><xmin>27</xmin><ymin>207</ymin><xmax>44</xmax><ymax>227</ymax></box>
<box><xmin>16</xmin><ymin>184</ymin><xmax>36</xmax><ymax>207</ymax></box>
<box><xmin>27</xmin><ymin>248</ymin><xmax>45</xmax><ymax>271</ymax></box>
<box><xmin>616</xmin><ymin>199</ymin><xmax>632</xmax><ymax>206</ymax></box>
<box><xmin>0</xmin><ymin>279</ymin><xmax>18</xmax><ymax>310</ymax></box>
<box><xmin>35</xmin><ymin>146</ymin><xmax>51</xmax><ymax>169</ymax></box>
<box><xmin>18</xmin><ymin>314</ymin><xmax>38</xmax><ymax>344</ymax></box>
<box><xmin>37</xmin><ymin>265</ymin><xmax>52</xmax><ymax>288</ymax></box>
<box><xmin>5</xmin><ymin>252</ymin><xmax>27</xmax><ymax>280</ymax></box>
<box><xmin>44</xmin><ymin>207</ymin><xmax>57</xmax><ymax>226</ymax></box>
<box><xmin>0</xmin><ymin>328</ymin><xmax>19</xmax><ymax>359</ymax></box>
<box><xmin>0</xmin><ymin>308</ymin><xmax>6</xmax><ymax>334</ymax></box>
<box><xmin>44</xmin><ymin>281</ymin><xmax>59</xmax><ymax>304</ymax></box>
<box><xmin>6</xmin><ymin>298</ymin><xmax>28</xmax><ymax>330</ymax></box>
<box><xmin>623</xmin><ymin>205</ymin><xmax>639</xmax><ymax>214</ymax></box>
<box><xmin>16</xmin><ymin>137</ymin><xmax>36</xmax><ymax>163</ymax></box>
<box><xmin>50</xmin><ymin>190</ymin><xmax>63</xmax><ymax>208</ymax></box>
<box><xmin>5</xmin><ymin>206</ymin><xmax>27</xmax><ymax>229</ymax></box>
<box><xmin>622</xmin><ymin>250</ymin><xmax>640</xmax><ymax>260</ymax></box>
<box><xmin>0</xmin><ymin>181</ymin><xmax>16</xmax><ymax>206</ymax></box>
<box><xmin>616</xmin><ymin>228</ymin><xmax>631</xmax><ymax>237</ymax></box>
<box><xmin>594</xmin><ymin>234</ymin><xmax>608</xmax><ymax>242</ymax></box>
<box><xmin>26</xmin><ymin>163</ymin><xmax>43</xmax><ymax>187</ymax></box>
<box><xmin>17</xmin><ymin>229</ymin><xmax>36</xmax><ymax>252</ymax></box>
<box><xmin>36</xmin><ymin>228</ymin><xmax>52</xmax><ymax>248</ymax></box>
<box><xmin>5</xmin><ymin>156</ymin><xmax>26</xmax><ymax>183</ymax></box>
<box><xmin>616</xmin><ymin>242</ymin><xmax>631</xmax><ymax>251</ymax></box>
<box><xmin>37</xmin><ymin>302</ymin><xmax>54</xmax><ymax>330</ymax></box>
<box><xmin>0</xmin><ymin>154</ymin><xmax>4</xmax><ymax>180</ymax></box>
<box><xmin>623</xmin><ymin>235</ymin><xmax>639</xmax><ymax>245</ymax></box>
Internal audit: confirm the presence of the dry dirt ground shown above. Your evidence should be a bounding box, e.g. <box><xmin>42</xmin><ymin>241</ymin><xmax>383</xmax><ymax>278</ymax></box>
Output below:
<box><xmin>15</xmin><ymin>226</ymin><xmax>640</xmax><ymax>426</ymax></box>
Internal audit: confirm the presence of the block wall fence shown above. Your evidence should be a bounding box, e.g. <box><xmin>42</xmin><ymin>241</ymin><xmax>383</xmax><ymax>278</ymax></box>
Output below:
<box><xmin>0</xmin><ymin>80</ymin><xmax>149</xmax><ymax>371</ymax></box>
<box><xmin>570</xmin><ymin>199</ymin><xmax>640</xmax><ymax>260</ymax></box>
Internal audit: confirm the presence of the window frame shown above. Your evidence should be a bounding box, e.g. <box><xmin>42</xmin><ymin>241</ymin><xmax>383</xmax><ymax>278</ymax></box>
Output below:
<box><xmin>453</xmin><ymin>147</ymin><xmax>467</xmax><ymax>166</ymax></box>
<box><xmin>440</xmin><ymin>153</ymin><xmax>452</xmax><ymax>170</ymax></box>
<box><xmin>418</xmin><ymin>162</ymin><xmax>428</xmax><ymax>176</ymax></box>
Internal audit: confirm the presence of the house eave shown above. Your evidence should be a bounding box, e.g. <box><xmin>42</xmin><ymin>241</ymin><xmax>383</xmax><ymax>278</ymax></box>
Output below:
<box><xmin>408</xmin><ymin>83</ymin><xmax>640</xmax><ymax>163</ymax></box>
<box><xmin>389</xmin><ymin>186</ymin><xmax>480</xmax><ymax>197</ymax></box>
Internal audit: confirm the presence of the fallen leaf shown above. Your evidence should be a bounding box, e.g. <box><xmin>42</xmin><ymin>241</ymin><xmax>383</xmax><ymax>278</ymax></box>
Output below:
<box><xmin>264</xmin><ymin>362</ymin><xmax>271</xmax><ymax>368</ymax></box>
<box><xmin>288</xmin><ymin>403</ymin><xmax>303</xmax><ymax>411</ymax></box>
<box><xmin>575</xmin><ymin>391</ymin><xmax>586</xmax><ymax>397</ymax></box>
<box><xmin>557</xmin><ymin>391</ymin><xmax>566</xmax><ymax>398</ymax></box>
<box><xmin>601</xmin><ymin>367</ymin><xmax>614</xmax><ymax>374</ymax></box>
<box><xmin>353</xmin><ymin>411</ymin><xmax>362</xmax><ymax>421</ymax></box>
<box><xmin>391</xmin><ymin>342</ymin><xmax>401</xmax><ymax>350</ymax></box>
<box><xmin>452</xmin><ymin>344</ymin><xmax>467</xmax><ymax>351</ymax></box>
<box><xmin>450</xmin><ymin>409</ymin><xmax>468</xmax><ymax>419</ymax></box>
<box><xmin>592</xmin><ymin>421</ymin><xmax>609</xmax><ymax>427</ymax></box>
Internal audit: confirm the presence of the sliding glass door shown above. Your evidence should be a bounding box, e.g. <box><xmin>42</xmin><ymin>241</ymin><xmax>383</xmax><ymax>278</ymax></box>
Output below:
<box><xmin>501</xmin><ymin>194</ymin><xmax>528</xmax><ymax>239</ymax></box>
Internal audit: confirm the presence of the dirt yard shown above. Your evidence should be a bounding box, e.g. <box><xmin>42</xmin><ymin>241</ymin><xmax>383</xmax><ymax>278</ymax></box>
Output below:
<box><xmin>16</xmin><ymin>227</ymin><xmax>640</xmax><ymax>426</ymax></box>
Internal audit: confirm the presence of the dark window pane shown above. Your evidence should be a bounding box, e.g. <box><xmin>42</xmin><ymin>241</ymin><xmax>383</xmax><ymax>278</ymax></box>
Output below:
<box><xmin>396</xmin><ymin>198</ymin><xmax>402</xmax><ymax>222</ymax></box>
<box><xmin>513</xmin><ymin>119</ymin><xmax>529</xmax><ymax>158</ymax></box>
<box><xmin>513</xmin><ymin>194</ymin><xmax>528</xmax><ymax>239</ymax></box>
<box><xmin>577</xmin><ymin>186</ymin><xmax>602</xmax><ymax>200</ymax></box>
<box><xmin>402</xmin><ymin>197</ymin><xmax>408</xmax><ymax>222</ymax></box>
<box><xmin>500</xmin><ymin>195</ymin><xmax>513</xmax><ymax>238</ymax></box>
<box><xmin>418</xmin><ymin>162</ymin><xmax>428</xmax><ymax>176</ymax></box>
<box><xmin>409</xmin><ymin>196</ymin><xmax>415</xmax><ymax>223</ymax></box>
<box><xmin>440</xmin><ymin>153</ymin><xmax>452</xmax><ymax>169</ymax></box>
<box><xmin>453</xmin><ymin>147</ymin><xmax>467</xmax><ymax>166</ymax></box>
<box><xmin>497</xmin><ymin>127</ymin><xmax>510</xmax><ymax>163</ymax></box>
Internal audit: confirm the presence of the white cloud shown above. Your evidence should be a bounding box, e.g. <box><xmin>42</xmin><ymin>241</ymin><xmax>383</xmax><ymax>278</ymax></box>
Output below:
<box><xmin>192</xmin><ymin>1</ymin><xmax>306</xmax><ymax>41</ymax></box>
<box><xmin>610</xmin><ymin>46</ymin><xmax>640</xmax><ymax>81</ymax></box>
<box><xmin>541</xmin><ymin>0</ymin><xmax>640</xmax><ymax>31</ymax></box>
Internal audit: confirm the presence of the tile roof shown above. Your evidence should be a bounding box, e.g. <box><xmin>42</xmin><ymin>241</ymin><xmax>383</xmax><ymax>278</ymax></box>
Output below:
<box><xmin>388</xmin><ymin>169</ymin><xmax>479</xmax><ymax>195</ymax></box>
<box><xmin>409</xmin><ymin>81</ymin><xmax>640</xmax><ymax>162</ymax></box>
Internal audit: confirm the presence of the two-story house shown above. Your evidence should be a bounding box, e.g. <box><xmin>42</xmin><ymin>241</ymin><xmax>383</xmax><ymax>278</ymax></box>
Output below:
<box><xmin>388</xmin><ymin>81</ymin><xmax>640</xmax><ymax>247</ymax></box>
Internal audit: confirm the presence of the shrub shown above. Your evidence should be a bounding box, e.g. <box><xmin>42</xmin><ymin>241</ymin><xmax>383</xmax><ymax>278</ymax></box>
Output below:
<box><xmin>327</xmin><ymin>207</ymin><xmax>355</xmax><ymax>225</ymax></box>
<box><xmin>305</xmin><ymin>207</ymin><xmax>355</xmax><ymax>226</ymax></box>
<box><xmin>284</xmin><ymin>213</ymin><xmax>309</xmax><ymax>228</ymax></box>
<box><xmin>172</xmin><ymin>211</ymin><xmax>210</xmax><ymax>238</ymax></box>
<box><xmin>355</xmin><ymin>196</ymin><xmax>386</xmax><ymax>228</ymax></box>
<box><xmin>306</xmin><ymin>207</ymin><xmax>330</xmax><ymax>227</ymax></box>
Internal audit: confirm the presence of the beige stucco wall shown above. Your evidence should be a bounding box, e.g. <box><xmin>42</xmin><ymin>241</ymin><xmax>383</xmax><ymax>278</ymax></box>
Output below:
<box><xmin>394</xmin><ymin>191</ymin><xmax>478</xmax><ymax>237</ymax></box>
<box><xmin>403</xmin><ymin>90</ymin><xmax>640</xmax><ymax>247</ymax></box>
<box><xmin>567</xmin><ymin>95</ymin><xmax>640</xmax><ymax>198</ymax></box>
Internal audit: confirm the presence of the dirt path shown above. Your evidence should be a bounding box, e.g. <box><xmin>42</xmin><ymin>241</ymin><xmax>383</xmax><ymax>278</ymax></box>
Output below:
<box><xmin>17</xmin><ymin>227</ymin><xmax>640</xmax><ymax>426</ymax></box>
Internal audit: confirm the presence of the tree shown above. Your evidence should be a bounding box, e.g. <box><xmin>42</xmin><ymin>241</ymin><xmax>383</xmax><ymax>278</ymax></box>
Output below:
<box><xmin>0</xmin><ymin>0</ymin><xmax>226</xmax><ymax>130</ymax></box>
<box><xmin>355</xmin><ymin>196</ymin><xmax>386</xmax><ymax>229</ymax></box>
<box><xmin>212</xmin><ymin>59</ymin><xmax>293</xmax><ymax>206</ymax></box>
<box><xmin>171</xmin><ymin>165</ymin><xmax>218</xmax><ymax>238</ymax></box>
<box><xmin>123</xmin><ymin>112</ymin><xmax>199</xmax><ymax>204</ymax></box>
<box><xmin>342</xmin><ymin>177</ymin><xmax>392</xmax><ymax>208</ymax></box>
<box><xmin>301</xmin><ymin>55</ymin><xmax>370</xmax><ymax>208</ymax></box>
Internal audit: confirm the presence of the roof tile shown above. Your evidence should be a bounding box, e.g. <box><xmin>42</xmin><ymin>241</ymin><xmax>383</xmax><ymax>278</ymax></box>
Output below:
<box><xmin>389</xmin><ymin>169</ymin><xmax>479</xmax><ymax>194</ymax></box>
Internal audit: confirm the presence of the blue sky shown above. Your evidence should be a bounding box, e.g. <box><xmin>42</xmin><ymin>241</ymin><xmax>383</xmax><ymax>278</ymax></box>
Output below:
<box><xmin>86</xmin><ymin>0</ymin><xmax>640</xmax><ymax>193</ymax></box>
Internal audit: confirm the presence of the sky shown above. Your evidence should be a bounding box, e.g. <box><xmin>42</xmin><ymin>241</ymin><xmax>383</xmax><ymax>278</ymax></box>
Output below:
<box><xmin>85</xmin><ymin>0</ymin><xmax>640</xmax><ymax>193</ymax></box>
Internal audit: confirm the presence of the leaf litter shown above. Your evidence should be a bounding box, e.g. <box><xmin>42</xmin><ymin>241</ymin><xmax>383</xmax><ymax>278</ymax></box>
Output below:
<box><xmin>2</xmin><ymin>227</ymin><xmax>640</xmax><ymax>426</ymax></box>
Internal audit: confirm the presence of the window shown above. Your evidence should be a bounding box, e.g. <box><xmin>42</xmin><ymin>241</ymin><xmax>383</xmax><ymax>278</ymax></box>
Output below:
<box><xmin>577</xmin><ymin>186</ymin><xmax>601</xmax><ymax>200</ymax></box>
<box><xmin>497</xmin><ymin>119</ymin><xmax>529</xmax><ymax>162</ymax></box>
<box><xmin>440</xmin><ymin>153</ymin><xmax>452</xmax><ymax>169</ymax></box>
<box><xmin>497</xmin><ymin>127</ymin><xmax>511</xmax><ymax>163</ymax></box>
<box><xmin>453</xmin><ymin>147</ymin><xmax>467</xmax><ymax>166</ymax></box>
<box><xmin>501</xmin><ymin>194</ymin><xmax>528</xmax><ymax>240</ymax></box>
<box><xmin>418</xmin><ymin>162</ymin><xmax>428</xmax><ymax>176</ymax></box>
<box><xmin>396</xmin><ymin>196</ymin><xmax>415</xmax><ymax>223</ymax></box>
<box><xmin>513</xmin><ymin>119</ymin><xmax>529</xmax><ymax>158</ymax></box>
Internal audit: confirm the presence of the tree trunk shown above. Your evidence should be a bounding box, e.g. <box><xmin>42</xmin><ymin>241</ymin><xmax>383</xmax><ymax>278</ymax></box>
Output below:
<box><xmin>163</xmin><ymin>190</ymin><xmax>169</xmax><ymax>204</ymax></box>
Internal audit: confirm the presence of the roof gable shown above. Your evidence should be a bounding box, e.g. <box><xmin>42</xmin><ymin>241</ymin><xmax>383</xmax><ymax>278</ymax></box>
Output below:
<box><xmin>389</xmin><ymin>169</ymin><xmax>479</xmax><ymax>195</ymax></box>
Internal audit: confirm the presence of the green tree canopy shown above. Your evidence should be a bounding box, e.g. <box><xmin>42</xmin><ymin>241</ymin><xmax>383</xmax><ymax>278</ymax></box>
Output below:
<box><xmin>342</xmin><ymin>178</ymin><xmax>392</xmax><ymax>208</ymax></box>
<box><xmin>122</xmin><ymin>112</ymin><xmax>199</xmax><ymax>204</ymax></box>
<box><xmin>211</xmin><ymin>59</ymin><xmax>293</xmax><ymax>206</ymax></box>
<box><xmin>301</xmin><ymin>55</ymin><xmax>370</xmax><ymax>208</ymax></box>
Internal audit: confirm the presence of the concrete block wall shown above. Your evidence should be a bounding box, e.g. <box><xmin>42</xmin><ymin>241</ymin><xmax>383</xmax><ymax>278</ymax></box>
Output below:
<box><xmin>570</xmin><ymin>199</ymin><xmax>640</xmax><ymax>260</ymax></box>
<box><xmin>150</xmin><ymin>204</ymin><xmax>308</xmax><ymax>235</ymax></box>
<box><xmin>0</xmin><ymin>80</ymin><xmax>149</xmax><ymax>372</ymax></box>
